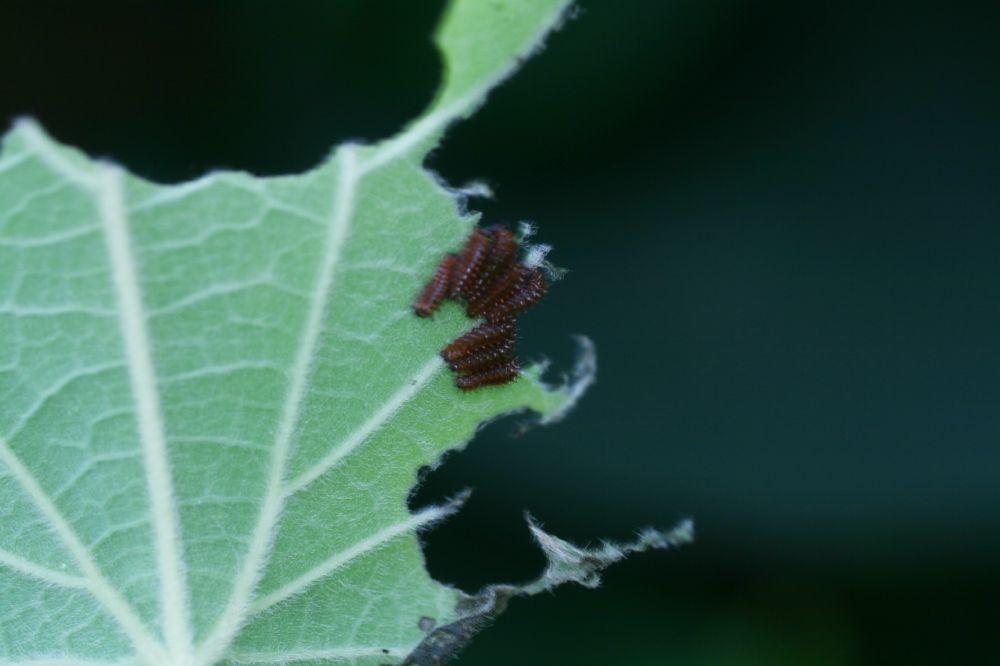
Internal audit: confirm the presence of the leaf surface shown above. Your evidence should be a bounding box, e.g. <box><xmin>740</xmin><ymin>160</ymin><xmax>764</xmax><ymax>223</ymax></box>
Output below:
<box><xmin>0</xmin><ymin>3</ymin><xmax>685</xmax><ymax>665</ymax></box>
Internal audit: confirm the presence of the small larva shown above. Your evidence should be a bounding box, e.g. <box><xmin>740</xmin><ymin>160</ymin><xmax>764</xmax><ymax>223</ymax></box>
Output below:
<box><xmin>465</xmin><ymin>226</ymin><xmax>518</xmax><ymax>305</ymax></box>
<box><xmin>456</xmin><ymin>358</ymin><xmax>521</xmax><ymax>391</ymax></box>
<box><xmin>413</xmin><ymin>253</ymin><xmax>458</xmax><ymax>317</ymax></box>
<box><xmin>467</xmin><ymin>263</ymin><xmax>528</xmax><ymax>318</ymax></box>
<box><xmin>448</xmin><ymin>337</ymin><xmax>517</xmax><ymax>374</ymax></box>
<box><xmin>440</xmin><ymin>320</ymin><xmax>517</xmax><ymax>363</ymax></box>
<box><xmin>415</xmin><ymin>224</ymin><xmax>551</xmax><ymax>391</ymax></box>
<box><xmin>450</xmin><ymin>228</ymin><xmax>491</xmax><ymax>299</ymax></box>
<box><xmin>486</xmin><ymin>269</ymin><xmax>548</xmax><ymax>322</ymax></box>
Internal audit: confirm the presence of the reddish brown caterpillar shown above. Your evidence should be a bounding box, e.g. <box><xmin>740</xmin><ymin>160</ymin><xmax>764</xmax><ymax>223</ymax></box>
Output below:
<box><xmin>486</xmin><ymin>268</ymin><xmax>548</xmax><ymax>322</ymax></box>
<box><xmin>413</xmin><ymin>253</ymin><xmax>457</xmax><ymax>317</ymax></box>
<box><xmin>450</xmin><ymin>228</ymin><xmax>492</xmax><ymax>299</ymax></box>
<box><xmin>465</xmin><ymin>225</ymin><xmax>518</xmax><ymax>305</ymax></box>
<box><xmin>456</xmin><ymin>359</ymin><xmax>521</xmax><ymax>391</ymax></box>
<box><xmin>447</xmin><ymin>329</ymin><xmax>517</xmax><ymax>374</ymax></box>
<box><xmin>441</xmin><ymin>321</ymin><xmax>516</xmax><ymax>364</ymax></box>
<box><xmin>467</xmin><ymin>263</ymin><xmax>527</xmax><ymax>318</ymax></box>
<box><xmin>413</xmin><ymin>225</ymin><xmax>550</xmax><ymax>391</ymax></box>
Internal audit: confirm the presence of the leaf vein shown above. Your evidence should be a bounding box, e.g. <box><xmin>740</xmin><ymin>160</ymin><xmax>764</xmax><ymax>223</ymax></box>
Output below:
<box><xmin>282</xmin><ymin>356</ymin><xmax>443</xmax><ymax>498</ymax></box>
<box><xmin>98</xmin><ymin>165</ymin><xmax>193</xmax><ymax>664</ymax></box>
<box><xmin>248</xmin><ymin>503</ymin><xmax>456</xmax><ymax>617</ymax></box>
<box><xmin>0</xmin><ymin>435</ymin><xmax>168</xmax><ymax>665</ymax></box>
<box><xmin>195</xmin><ymin>146</ymin><xmax>361</xmax><ymax>666</ymax></box>
<box><xmin>0</xmin><ymin>548</ymin><xmax>89</xmax><ymax>590</ymax></box>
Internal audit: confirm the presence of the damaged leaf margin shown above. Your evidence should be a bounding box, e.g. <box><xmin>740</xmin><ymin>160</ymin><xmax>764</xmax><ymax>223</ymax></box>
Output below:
<box><xmin>399</xmin><ymin>520</ymin><xmax>695</xmax><ymax>666</ymax></box>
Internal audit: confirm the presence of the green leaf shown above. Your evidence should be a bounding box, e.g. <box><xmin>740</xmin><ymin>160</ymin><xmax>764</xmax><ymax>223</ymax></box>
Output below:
<box><xmin>0</xmin><ymin>2</ymin><xmax>689</xmax><ymax>665</ymax></box>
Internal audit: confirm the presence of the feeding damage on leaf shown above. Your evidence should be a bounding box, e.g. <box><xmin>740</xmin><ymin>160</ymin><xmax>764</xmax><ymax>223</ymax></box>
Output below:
<box><xmin>414</xmin><ymin>224</ymin><xmax>552</xmax><ymax>391</ymax></box>
<box><xmin>391</xmin><ymin>519</ymin><xmax>695</xmax><ymax>666</ymax></box>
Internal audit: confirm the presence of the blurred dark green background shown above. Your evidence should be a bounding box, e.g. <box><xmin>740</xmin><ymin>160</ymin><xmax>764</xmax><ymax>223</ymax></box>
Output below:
<box><xmin>4</xmin><ymin>1</ymin><xmax>999</xmax><ymax>664</ymax></box>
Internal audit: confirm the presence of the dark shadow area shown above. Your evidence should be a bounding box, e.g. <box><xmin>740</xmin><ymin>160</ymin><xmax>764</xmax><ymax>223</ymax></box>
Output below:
<box><xmin>1</xmin><ymin>0</ymin><xmax>444</xmax><ymax>182</ymax></box>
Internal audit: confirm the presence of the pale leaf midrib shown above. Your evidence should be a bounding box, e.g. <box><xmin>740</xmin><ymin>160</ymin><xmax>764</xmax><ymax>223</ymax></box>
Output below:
<box><xmin>98</xmin><ymin>165</ymin><xmax>195</xmax><ymax>666</ymax></box>
<box><xmin>0</xmin><ymin>131</ymin><xmax>177</xmax><ymax>666</ymax></box>
<box><xmin>195</xmin><ymin>146</ymin><xmax>361</xmax><ymax>666</ymax></box>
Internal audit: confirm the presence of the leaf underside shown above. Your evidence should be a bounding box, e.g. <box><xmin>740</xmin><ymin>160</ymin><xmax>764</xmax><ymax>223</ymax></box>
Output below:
<box><xmin>0</xmin><ymin>2</ymin><xmax>688</xmax><ymax>666</ymax></box>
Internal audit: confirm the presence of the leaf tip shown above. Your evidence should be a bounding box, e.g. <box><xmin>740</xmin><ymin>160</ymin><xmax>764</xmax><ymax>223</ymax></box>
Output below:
<box><xmin>5</xmin><ymin>115</ymin><xmax>46</xmax><ymax>147</ymax></box>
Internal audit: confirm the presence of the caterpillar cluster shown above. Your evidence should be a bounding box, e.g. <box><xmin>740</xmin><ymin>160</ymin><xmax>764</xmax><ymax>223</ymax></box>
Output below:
<box><xmin>414</xmin><ymin>225</ymin><xmax>549</xmax><ymax>391</ymax></box>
